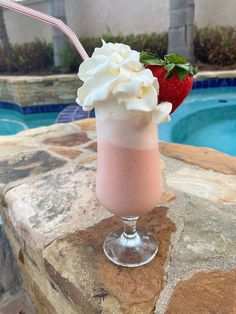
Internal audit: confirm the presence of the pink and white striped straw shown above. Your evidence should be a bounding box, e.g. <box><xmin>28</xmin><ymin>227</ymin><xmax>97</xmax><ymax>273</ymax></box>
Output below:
<box><xmin>0</xmin><ymin>0</ymin><xmax>89</xmax><ymax>60</ymax></box>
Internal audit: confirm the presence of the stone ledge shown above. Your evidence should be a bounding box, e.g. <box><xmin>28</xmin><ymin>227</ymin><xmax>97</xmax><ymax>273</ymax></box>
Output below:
<box><xmin>44</xmin><ymin>207</ymin><xmax>175</xmax><ymax>314</ymax></box>
<box><xmin>166</xmin><ymin>269</ymin><xmax>236</xmax><ymax>313</ymax></box>
<box><xmin>0</xmin><ymin>74</ymin><xmax>81</xmax><ymax>106</ymax></box>
<box><xmin>160</xmin><ymin>142</ymin><xmax>236</xmax><ymax>175</ymax></box>
<box><xmin>0</xmin><ymin>118</ymin><xmax>235</xmax><ymax>313</ymax></box>
<box><xmin>0</xmin><ymin>74</ymin><xmax>78</xmax><ymax>83</ymax></box>
<box><xmin>196</xmin><ymin>69</ymin><xmax>236</xmax><ymax>79</ymax></box>
<box><xmin>2</xmin><ymin>70</ymin><xmax>236</xmax><ymax>108</ymax></box>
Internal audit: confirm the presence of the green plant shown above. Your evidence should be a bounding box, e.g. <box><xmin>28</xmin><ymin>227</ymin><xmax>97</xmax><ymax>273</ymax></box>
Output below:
<box><xmin>194</xmin><ymin>26</ymin><xmax>236</xmax><ymax>66</ymax></box>
<box><xmin>1</xmin><ymin>27</ymin><xmax>236</xmax><ymax>75</ymax></box>
<box><xmin>0</xmin><ymin>39</ymin><xmax>53</xmax><ymax>74</ymax></box>
<box><xmin>61</xmin><ymin>32</ymin><xmax>168</xmax><ymax>73</ymax></box>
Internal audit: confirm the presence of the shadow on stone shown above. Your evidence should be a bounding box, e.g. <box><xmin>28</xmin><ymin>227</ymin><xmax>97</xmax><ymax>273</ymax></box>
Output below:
<box><xmin>0</xmin><ymin>150</ymin><xmax>66</xmax><ymax>184</ymax></box>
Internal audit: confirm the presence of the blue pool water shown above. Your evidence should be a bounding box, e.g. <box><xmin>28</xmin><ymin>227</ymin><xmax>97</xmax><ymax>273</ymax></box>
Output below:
<box><xmin>0</xmin><ymin>108</ymin><xmax>58</xmax><ymax>136</ymax></box>
<box><xmin>159</xmin><ymin>86</ymin><xmax>236</xmax><ymax>157</ymax></box>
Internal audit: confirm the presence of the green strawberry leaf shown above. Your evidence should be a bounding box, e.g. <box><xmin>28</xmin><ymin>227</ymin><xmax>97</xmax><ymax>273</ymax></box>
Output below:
<box><xmin>140</xmin><ymin>52</ymin><xmax>165</xmax><ymax>65</ymax></box>
<box><xmin>192</xmin><ymin>66</ymin><xmax>199</xmax><ymax>75</ymax></box>
<box><xmin>175</xmin><ymin>63</ymin><xmax>192</xmax><ymax>71</ymax></box>
<box><xmin>165</xmin><ymin>71</ymin><xmax>175</xmax><ymax>79</ymax></box>
<box><xmin>174</xmin><ymin>67</ymin><xmax>189</xmax><ymax>81</ymax></box>
<box><xmin>164</xmin><ymin>63</ymin><xmax>175</xmax><ymax>72</ymax></box>
<box><xmin>164</xmin><ymin>53</ymin><xmax>186</xmax><ymax>64</ymax></box>
<box><xmin>140</xmin><ymin>51</ymin><xmax>199</xmax><ymax>80</ymax></box>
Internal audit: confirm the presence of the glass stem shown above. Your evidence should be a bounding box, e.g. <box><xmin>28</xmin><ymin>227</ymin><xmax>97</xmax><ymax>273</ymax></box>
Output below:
<box><xmin>122</xmin><ymin>216</ymin><xmax>139</xmax><ymax>240</ymax></box>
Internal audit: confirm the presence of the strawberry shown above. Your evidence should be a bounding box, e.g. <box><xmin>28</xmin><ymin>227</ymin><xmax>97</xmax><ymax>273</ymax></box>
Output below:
<box><xmin>140</xmin><ymin>52</ymin><xmax>198</xmax><ymax>114</ymax></box>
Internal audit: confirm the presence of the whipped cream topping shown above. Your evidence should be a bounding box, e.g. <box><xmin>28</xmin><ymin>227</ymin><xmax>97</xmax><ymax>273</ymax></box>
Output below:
<box><xmin>76</xmin><ymin>41</ymin><xmax>172</xmax><ymax>123</ymax></box>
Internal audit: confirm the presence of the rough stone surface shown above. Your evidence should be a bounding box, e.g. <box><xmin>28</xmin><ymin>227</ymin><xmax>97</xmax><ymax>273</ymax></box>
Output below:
<box><xmin>49</xmin><ymin>146</ymin><xmax>82</xmax><ymax>159</ymax></box>
<box><xmin>0</xmin><ymin>288</ymin><xmax>36</xmax><ymax>314</ymax></box>
<box><xmin>160</xmin><ymin>142</ymin><xmax>236</xmax><ymax>175</ymax></box>
<box><xmin>0</xmin><ymin>137</ymin><xmax>38</xmax><ymax>158</ymax></box>
<box><xmin>0</xmin><ymin>150</ymin><xmax>66</xmax><ymax>185</ymax></box>
<box><xmin>85</xmin><ymin>141</ymin><xmax>97</xmax><ymax>152</ymax></box>
<box><xmin>166</xmin><ymin>167</ymin><xmax>236</xmax><ymax>204</ymax></box>
<box><xmin>5</xmin><ymin>161</ymin><xmax>111</xmax><ymax>253</ymax></box>
<box><xmin>0</xmin><ymin>227</ymin><xmax>21</xmax><ymax>297</ymax></box>
<box><xmin>74</xmin><ymin>118</ymin><xmax>96</xmax><ymax>131</ymax></box>
<box><xmin>43</xmin><ymin>132</ymin><xmax>89</xmax><ymax>147</ymax></box>
<box><xmin>0</xmin><ymin>74</ymin><xmax>80</xmax><ymax>106</ymax></box>
<box><xmin>172</xmin><ymin>198</ymin><xmax>236</xmax><ymax>262</ymax></box>
<box><xmin>166</xmin><ymin>269</ymin><xmax>236</xmax><ymax>313</ymax></box>
<box><xmin>44</xmin><ymin>207</ymin><xmax>176</xmax><ymax>314</ymax></box>
<box><xmin>160</xmin><ymin>190</ymin><xmax>176</xmax><ymax>203</ymax></box>
<box><xmin>3</xmin><ymin>220</ymin><xmax>80</xmax><ymax>314</ymax></box>
<box><xmin>0</xmin><ymin>119</ymin><xmax>235</xmax><ymax>314</ymax></box>
<box><xmin>17</xmin><ymin>122</ymin><xmax>79</xmax><ymax>139</ymax></box>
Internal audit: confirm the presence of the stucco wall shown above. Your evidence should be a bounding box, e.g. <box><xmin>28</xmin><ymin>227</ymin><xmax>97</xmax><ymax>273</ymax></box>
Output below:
<box><xmin>3</xmin><ymin>0</ymin><xmax>52</xmax><ymax>44</ymax></box>
<box><xmin>65</xmin><ymin>0</ymin><xmax>169</xmax><ymax>37</ymax></box>
<box><xmin>3</xmin><ymin>0</ymin><xmax>236</xmax><ymax>45</ymax></box>
<box><xmin>195</xmin><ymin>0</ymin><xmax>236</xmax><ymax>28</ymax></box>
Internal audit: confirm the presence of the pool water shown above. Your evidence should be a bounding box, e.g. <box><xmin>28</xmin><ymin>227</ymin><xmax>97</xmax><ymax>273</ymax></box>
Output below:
<box><xmin>0</xmin><ymin>108</ymin><xmax>58</xmax><ymax>136</ymax></box>
<box><xmin>159</xmin><ymin>86</ymin><xmax>236</xmax><ymax>157</ymax></box>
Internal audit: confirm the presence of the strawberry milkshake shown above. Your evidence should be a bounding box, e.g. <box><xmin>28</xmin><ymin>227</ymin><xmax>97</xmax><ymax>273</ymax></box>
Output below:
<box><xmin>76</xmin><ymin>41</ymin><xmax>172</xmax><ymax>267</ymax></box>
<box><xmin>95</xmin><ymin>106</ymin><xmax>163</xmax><ymax>217</ymax></box>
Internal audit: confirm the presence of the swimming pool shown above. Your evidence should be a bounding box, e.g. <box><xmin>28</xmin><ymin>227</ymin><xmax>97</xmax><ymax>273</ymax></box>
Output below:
<box><xmin>0</xmin><ymin>108</ymin><xmax>59</xmax><ymax>136</ymax></box>
<box><xmin>159</xmin><ymin>86</ymin><xmax>236</xmax><ymax>157</ymax></box>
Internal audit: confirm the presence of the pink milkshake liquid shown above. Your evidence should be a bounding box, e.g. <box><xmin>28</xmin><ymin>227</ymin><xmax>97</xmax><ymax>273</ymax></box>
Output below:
<box><xmin>96</xmin><ymin>131</ymin><xmax>162</xmax><ymax>217</ymax></box>
<box><xmin>96</xmin><ymin>104</ymin><xmax>162</xmax><ymax>267</ymax></box>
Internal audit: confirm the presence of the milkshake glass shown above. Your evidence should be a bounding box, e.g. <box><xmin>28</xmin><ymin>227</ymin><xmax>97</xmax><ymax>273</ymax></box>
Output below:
<box><xmin>76</xmin><ymin>41</ymin><xmax>171</xmax><ymax>267</ymax></box>
<box><xmin>95</xmin><ymin>103</ymin><xmax>163</xmax><ymax>267</ymax></box>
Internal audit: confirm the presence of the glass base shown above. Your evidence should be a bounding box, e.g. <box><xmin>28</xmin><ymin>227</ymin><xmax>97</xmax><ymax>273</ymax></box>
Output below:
<box><xmin>103</xmin><ymin>229</ymin><xmax>158</xmax><ymax>267</ymax></box>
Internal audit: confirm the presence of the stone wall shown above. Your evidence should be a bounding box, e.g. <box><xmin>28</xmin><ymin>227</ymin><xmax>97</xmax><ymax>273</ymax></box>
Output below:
<box><xmin>0</xmin><ymin>119</ymin><xmax>235</xmax><ymax>313</ymax></box>
<box><xmin>0</xmin><ymin>74</ymin><xmax>80</xmax><ymax>107</ymax></box>
<box><xmin>0</xmin><ymin>225</ymin><xmax>21</xmax><ymax>296</ymax></box>
<box><xmin>3</xmin><ymin>0</ymin><xmax>236</xmax><ymax>44</ymax></box>
<box><xmin>1</xmin><ymin>70</ymin><xmax>235</xmax><ymax>109</ymax></box>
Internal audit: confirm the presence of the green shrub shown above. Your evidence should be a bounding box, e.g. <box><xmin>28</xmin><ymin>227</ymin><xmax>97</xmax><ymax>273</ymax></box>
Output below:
<box><xmin>62</xmin><ymin>32</ymin><xmax>168</xmax><ymax>72</ymax></box>
<box><xmin>0</xmin><ymin>39</ymin><xmax>53</xmax><ymax>74</ymax></box>
<box><xmin>1</xmin><ymin>27</ymin><xmax>236</xmax><ymax>74</ymax></box>
<box><xmin>194</xmin><ymin>26</ymin><xmax>236</xmax><ymax>66</ymax></box>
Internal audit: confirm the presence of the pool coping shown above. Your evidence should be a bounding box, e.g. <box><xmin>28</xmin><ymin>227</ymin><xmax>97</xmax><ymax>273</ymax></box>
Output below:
<box><xmin>195</xmin><ymin>70</ymin><xmax>236</xmax><ymax>79</ymax></box>
<box><xmin>0</xmin><ymin>74</ymin><xmax>78</xmax><ymax>83</ymax></box>
<box><xmin>193</xmin><ymin>70</ymin><xmax>236</xmax><ymax>89</ymax></box>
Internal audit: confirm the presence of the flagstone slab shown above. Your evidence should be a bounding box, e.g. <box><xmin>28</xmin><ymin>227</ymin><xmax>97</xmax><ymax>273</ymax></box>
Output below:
<box><xmin>85</xmin><ymin>141</ymin><xmax>97</xmax><ymax>152</ymax></box>
<box><xmin>43</xmin><ymin>132</ymin><xmax>89</xmax><ymax>147</ymax></box>
<box><xmin>0</xmin><ymin>137</ymin><xmax>38</xmax><ymax>158</ymax></box>
<box><xmin>0</xmin><ymin>289</ymin><xmax>36</xmax><ymax>314</ymax></box>
<box><xmin>17</xmin><ymin>123</ymin><xmax>81</xmax><ymax>144</ymax></box>
<box><xmin>43</xmin><ymin>207</ymin><xmax>176</xmax><ymax>314</ymax></box>
<box><xmin>74</xmin><ymin>118</ymin><xmax>96</xmax><ymax>131</ymax></box>
<box><xmin>166</xmin><ymin>167</ymin><xmax>236</xmax><ymax>204</ymax></box>
<box><xmin>0</xmin><ymin>150</ymin><xmax>66</xmax><ymax>185</ymax></box>
<box><xmin>4</xmin><ymin>161</ymin><xmax>110</xmax><ymax>253</ymax></box>
<box><xmin>49</xmin><ymin>146</ymin><xmax>82</xmax><ymax>159</ymax></box>
<box><xmin>172</xmin><ymin>198</ymin><xmax>236</xmax><ymax>262</ymax></box>
<box><xmin>160</xmin><ymin>142</ymin><xmax>236</xmax><ymax>175</ymax></box>
<box><xmin>166</xmin><ymin>269</ymin><xmax>236</xmax><ymax>314</ymax></box>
